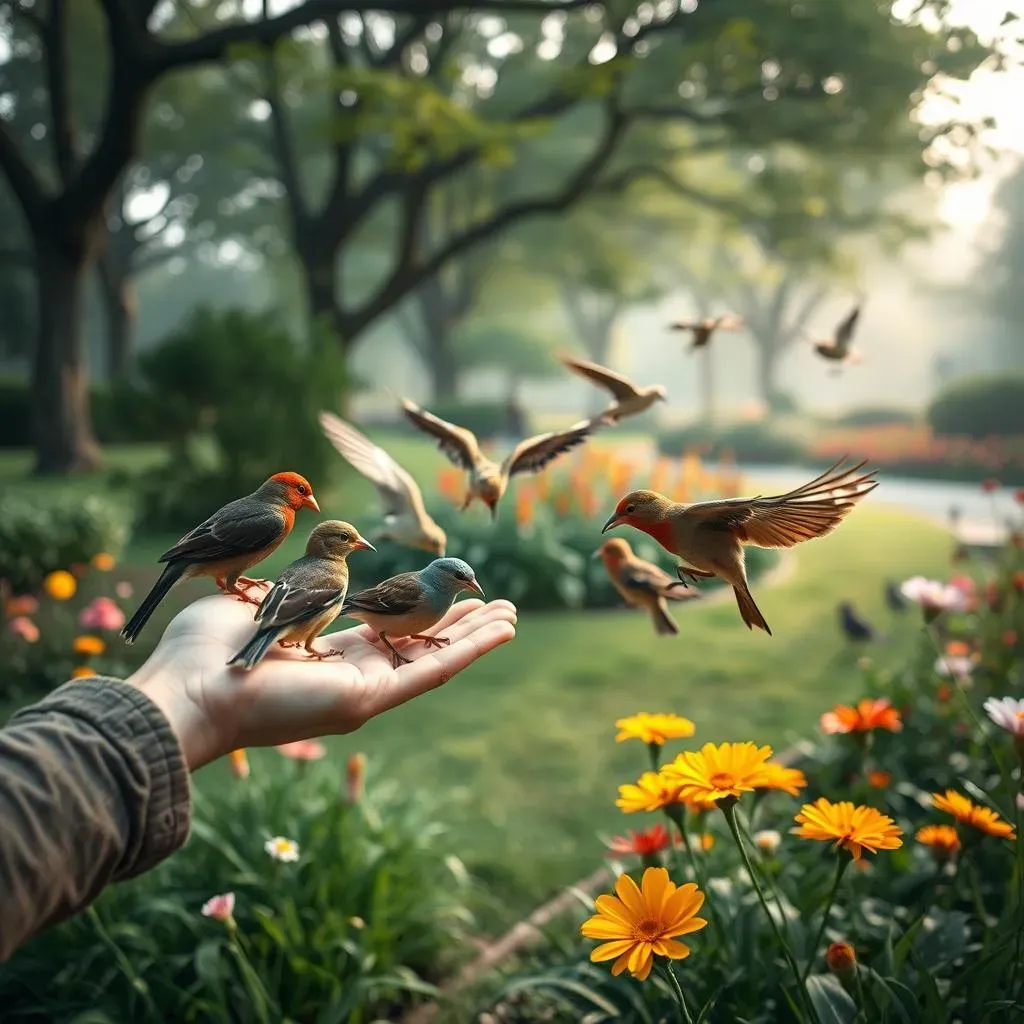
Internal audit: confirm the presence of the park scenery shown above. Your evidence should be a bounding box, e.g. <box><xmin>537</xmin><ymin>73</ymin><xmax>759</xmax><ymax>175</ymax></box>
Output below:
<box><xmin>2</xmin><ymin>1</ymin><xmax>1024</xmax><ymax>1022</ymax></box>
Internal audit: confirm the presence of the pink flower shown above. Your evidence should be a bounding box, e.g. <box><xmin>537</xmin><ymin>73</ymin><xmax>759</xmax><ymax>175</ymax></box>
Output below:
<box><xmin>115</xmin><ymin>581</ymin><xmax>134</xmax><ymax>600</ymax></box>
<box><xmin>984</xmin><ymin>697</ymin><xmax>1024</xmax><ymax>738</ymax></box>
<box><xmin>900</xmin><ymin>576</ymin><xmax>969</xmax><ymax>614</ymax></box>
<box><xmin>201</xmin><ymin>892</ymin><xmax>236</xmax><ymax>924</ymax></box>
<box><xmin>8</xmin><ymin>617</ymin><xmax>40</xmax><ymax>643</ymax></box>
<box><xmin>78</xmin><ymin>597</ymin><xmax>125</xmax><ymax>632</ymax></box>
<box><xmin>276</xmin><ymin>739</ymin><xmax>326</xmax><ymax>761</ymax></box>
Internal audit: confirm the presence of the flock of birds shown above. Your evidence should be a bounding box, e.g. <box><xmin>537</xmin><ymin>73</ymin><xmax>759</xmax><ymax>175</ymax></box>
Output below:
<box><xmin>119</xmin><ymin>312</ymin><xmax>877</xmax><ymax>665</ymax></box>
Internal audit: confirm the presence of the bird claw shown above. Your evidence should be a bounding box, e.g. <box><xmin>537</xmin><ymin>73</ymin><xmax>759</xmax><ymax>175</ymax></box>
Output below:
<box><xmin>305</xmin><ymin>648</ymin><xmax>345</xmax><ymax>661</ymax></box>
<box><xmin>230</xmin><ymin>590</ymin><xmax>263</xmax><ymax>606</ymax></box>
<box><xmin>277</xmin><ymin>640</ymin><xmax>300</xmax><ymax>648</ymax></box>
<box><xmin>390</xmin><ymin>650</ymin><xmax>412</xmax><ymax>668</ymax></box>
<box><xmin>237</xmin><ymin>577</ymin><xmax>269</xmax><ymax>591</ymax></box>
<box><xmin>411</xmin><ymin>633</ymin><xmax>451</xmax><ymax>650</ymax></box>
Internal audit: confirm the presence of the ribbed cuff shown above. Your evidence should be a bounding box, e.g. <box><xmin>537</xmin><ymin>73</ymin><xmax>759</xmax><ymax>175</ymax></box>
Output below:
<box><xmin>10</xmin><ymin>678</ymin><xmax>191</xmax><ymax>878</ymax></box>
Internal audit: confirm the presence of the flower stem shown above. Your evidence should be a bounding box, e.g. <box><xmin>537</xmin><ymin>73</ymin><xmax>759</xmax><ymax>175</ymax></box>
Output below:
<box><xmin>659</xmin><ymin>961</ymin><xmax>695</xmax><ymax>1024</ymax></box>
<box><xmin>800</xmin><ymin>856</ymin><xmax>849</xmax><ymax>983</ymax></box>
<box><xmin>648</xmin><ymin>742</ymin><xmax>662</xmax><ymax>772</ymax></box>
<box><xmin>723</xmin><ymin>803</ymin><xmax>817</xmax><ymax>1023</ymax></box>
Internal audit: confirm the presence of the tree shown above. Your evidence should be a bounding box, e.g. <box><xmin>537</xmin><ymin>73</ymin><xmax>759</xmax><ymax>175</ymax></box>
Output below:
<box><xmin>454</xmin><ymin>319</ymin><xmax>559</xmax><ymax>405</ymax></box>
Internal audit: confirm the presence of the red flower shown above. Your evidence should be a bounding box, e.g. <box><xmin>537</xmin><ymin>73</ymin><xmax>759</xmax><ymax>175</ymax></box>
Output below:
<box><xmin>821</xmin><ymin>698</ymin><xmax>903</xmax><ymax>735</ymax></box>
<box><xmin>1004</xmin><ymin>630</ymin><xmax>1019</xmax><ymax>647</ymax></box>
<box><xmin>605</xmin><ymin>823</ymin><xmax>672</xmax><ymax>857</ymax></box>
<box><xmin>981</xmin><ymin>478</ymin><xmax>1000</xmax><ymax>493</ymax></box>
<box><xmin>1014</xmin><ymin>488</ymin><xmax>1024</xmax><ymax>506</ymax></box>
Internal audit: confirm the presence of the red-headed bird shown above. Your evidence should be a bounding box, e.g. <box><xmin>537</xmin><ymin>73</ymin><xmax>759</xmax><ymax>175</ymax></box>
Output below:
<box><xmin>121</xmin><ymin>471</ymin><xmax>319</xmax><ymax>644</ymax></box>
<box><xmin>596</xmin><ymin>537</ymin><xmax>699</xmax><ymax>636</ymax></box>
<box><xmin>602</xmin><ymin>459</ymin><xmax>877</xmax><ymax>636</ymax></box>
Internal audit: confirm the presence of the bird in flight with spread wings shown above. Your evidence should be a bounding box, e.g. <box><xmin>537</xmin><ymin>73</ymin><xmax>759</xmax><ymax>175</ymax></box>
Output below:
<box><xmin>559</xmin><ymin>354</ymin><xmax>667</xmax><ymax>424</ymax></box>
<box><xmin>669</xmin><ymin>313</ymin><xmax>745</xmax><ymax>352</ymax></box>
<box><xmin>809</xmin><ymin>303</ymin><xmax>864</xmax><ymax>370</ymax></box>
<box><xmin>400</xmin><ymin>398</ymin><xmax>595</xmax><ymax>517</ymax></box>
<box><xmin>319</xmin><ymin>411</ymin><xmax>447</xmax><ymax>556</ymax></box>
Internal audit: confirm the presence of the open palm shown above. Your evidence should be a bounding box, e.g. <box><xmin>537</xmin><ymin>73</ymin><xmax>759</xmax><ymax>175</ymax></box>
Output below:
<box><xmin>128</xmin><ymin>587</ymin><xmax>517</xmax><ymax>770</ymax></box>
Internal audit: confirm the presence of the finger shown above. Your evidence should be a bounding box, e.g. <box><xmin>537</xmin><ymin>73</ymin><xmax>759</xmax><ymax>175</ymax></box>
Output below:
<box><xmin>320</xmin><ymin>598</ymin><xmax>488</xmax><ymax>646</ymax></box>
<box><xmin>363</xmin><ymin>619</ymin><xmax>516</xmax><ymax>717</ymax></box>
<box><xmin>395</xmin><ymin>601</ymin><xmax>518</xmax><ymax>653</ymax></box>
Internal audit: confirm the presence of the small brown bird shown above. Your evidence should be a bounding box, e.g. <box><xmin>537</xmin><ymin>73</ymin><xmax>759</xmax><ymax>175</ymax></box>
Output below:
<box><xmin>319</xmin><ymin>411</ymin><xmax>447</xmax><ymax>556</ymax></box>
<box><xmin>121</xmin><ymin>472</ymin><xmax>319</xmax><ymax>644</ymax></box>
<box><xmin>595</xmin><ymin>538</ymin><xmax>699</xmax><ymax>636</ymax></box>
<box><xmin>669</xmin><ymin>314</ymin><xmax>744</xmax><ymax>351</ymax></box>
<box><xmin>228</xmin><ymin>520</ymin><xmax>375</xmax><ymax>669</ymax></box>
<box><xmin>401</xmin><ymin>398</ymin><xmax>593</xmax><ymax>517</ymax></box>
<box><xmin>602</xmin><ymin>459</ymin><xmax>878</xmax><ymax>636</ymax></box>
<box><xmin>811</xmin><ymin>304</ymin><xmax>863</xmax><ymax>366</ymax></box>
<box><xmin>559</xmin><ymin>354</ymin><xmax>667</xmax><ymax>424</ymax></box>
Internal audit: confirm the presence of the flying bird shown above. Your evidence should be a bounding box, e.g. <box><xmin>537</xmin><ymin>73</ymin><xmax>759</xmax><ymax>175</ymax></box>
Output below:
<box><xmin>884</xmin><ymin>580</ymin><xmax>906</xmax><ymax>613</ymax></box>
<box><xmin>559</xmin><ymin>354</ymin><xmax>667</xmax><ymax>424</ymax></box>
<box><xmin>228</xmin><ymin>520</ymin><xmax>375</xmax><ymax>669</ymax></box>
<box><xmin>341</xmin><ymin>557</ymin><xmax>484</xmax><ymax>667</ymax></box>
<box><xmin>838</xmin><ymin>601</ymin><xmax>876</xmax><ymax>643</ymax></box>
<box><xmin>810</xmin><ymin>304</ymin><xmax>863</xmax><ymax>368</ymax></box>
<box><xmin>121</xmin><ymin>472</ymin><xmax>319</xmax><ymax>645</ymax></box>
<box><xmin>602</xmin><ymin>459</ymin><xmax>878</xmax><ymax>636</ymax></box>
<box><xmin>595</xmin><ymin>538</ymin><xmax>699</xmax><ymax>636</ymax></box>
<box><xmin>319</xmin><ymin>411</ymin><xmax>446</xmax><ymax>556</ymax></box>
<box><xmin>669</xmin><ymin>314</ymin><xmax>744</xmax><ymax>351</ymax></box>
<box><xmin>401</xmin><ymin>397</ymin><xmax>593</xmax><ymax>517</ymax></box>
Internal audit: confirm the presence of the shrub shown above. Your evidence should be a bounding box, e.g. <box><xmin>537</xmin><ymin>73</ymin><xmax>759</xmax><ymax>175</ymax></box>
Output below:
<box><xmin>130</xmin><ymin>308</ymin><xmax>349</xmax><ymax>531</ymax></box>
<box><xmin>832</xmin><ymin>405</ymin><xmax>917</xmax><ymax>428</ymax></box>
<box><xmin>472</xmin><ymin>546</ymin><xmax>1024</xmax><ymax>1023</ymax></box>
<box><xmin>928</xmin><ymin>374</ymin><xmax>1024</xmax><ymax>439</ymax></box>
<box><xmin>658</xmin><ymin>421</ymin><xmax>807</xmax><ymax>464</ymax></box>
<box><xmin>0</xmin><ymin>757</ymin><xmax>472</xmax><ymax>1023</ymax></box>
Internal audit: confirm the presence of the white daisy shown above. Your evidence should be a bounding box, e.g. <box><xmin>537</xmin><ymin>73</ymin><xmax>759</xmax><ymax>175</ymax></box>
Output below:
<box><xmin>264</xmin><ymin>836</ymin><xmax>300</xmax><ymax>863</ymax></box>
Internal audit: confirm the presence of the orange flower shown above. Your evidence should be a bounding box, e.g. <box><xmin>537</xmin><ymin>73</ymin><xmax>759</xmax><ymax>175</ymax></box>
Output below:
<box><xmin>515</xmin><ymin>485</ymin><xmax>536</xmax><ymax>530</ymax></box>
<box><xmin>346</xmin><ymin>752</ymin><xmax>367</xmax><ymax>803</ymax></box>
<box><xmin>820</xmin><ymin>698</ymin><xmax>902</xmax><ymax>735</ymax></box>
<box><xmin>4</xmin><ymin>594</ymin><xmax>38</xmax><ymax>617</ymax></box>
<box><xmin>867</xmin><ymin>770</ymin><xmax>892</xmax><ymax>789</ymax></box>
<box><xmin>616</xmin><ymin>771</ymin><xmax>699</xmax><ymax>814</ymax></box>
<box><xmin>792</xmin><ymin>798</ymin><xmax>903</xmax><ymax>860</ymax></box>
<box><xmin>73</xmin><ymin>634</ymin><xmax>106</xmax><ymax>657</ymax></box>
<box><xmin>605</xmin><ymin>823</ymin><xmax>672</xmax><ymax>857</ymax></box>
<box><xmin>228</xmin><ymin>749</ymin><xmax>250</xmax><ymax>779</ymax></box>
<box><xmin>90</xmin><ymin>552</ymin><xmax>116</xmax><ymax>571</ymax></box>
<box><xmin>71</xmin><ymin>666</ymin><xmax>97</xmax><ymax>679</ymax></box>
<box><xmin>826</xmin><ymin>942</ymin><xmax>857</xmax><ymax>977</ymax></box>
<box><xmin>43</xmin><ymin>570</ymin><xmax>77</xmax><ymax>601</ymax></box>
<box><xmin>756</xmin><ymin>762</ymin><xmax>808</xmax><ymax>796</ymax></box>
<box><xmin>945</xmin><ymin>640</ymin><xmax>971</xmax><ymax>657</ymax></box>
<box><xmin>933</xmin><ymin>790</ymin><xmax>1016</xmax><ymax>839</ymax></box>
<box><xmin>936</xmin><ymin>683</ymin><xmax>953</xmax><ymax>703</ymax></box>
<box><xmin>915</xmin><ymin>824</ymin><xmax>960</xmax><ymax>860</ymax></box>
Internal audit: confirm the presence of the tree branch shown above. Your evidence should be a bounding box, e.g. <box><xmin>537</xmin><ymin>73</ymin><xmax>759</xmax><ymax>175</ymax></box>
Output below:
<box><xmin>319</xmin><ymin>16</ymin><xmax>354</xmax><ymax>224</ymax></box>
<box><xmin>0</xmin><ymin>124</ymin><xmax>47</xmax><ymax>232</ymax></box>
<box><xmin>42</xmin><ymin>0</ymin><xmax>77</xmax><ymax>185</ymax></box>
<box><xmin>599</xmin><ymin>164</ymin><xmax>754</xmax><ymax>223</ymax></box>
<box><xmin>263</xmin><ymin>43</ymin><xmax>308</xmax><ymax>224</ymax></box>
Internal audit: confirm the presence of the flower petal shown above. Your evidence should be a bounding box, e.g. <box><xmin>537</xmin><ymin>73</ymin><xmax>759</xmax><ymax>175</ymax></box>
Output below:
<box><xmin>614</xmin><ymin>872</ymin><xmax>646</xmax><ymax>918</ymax></box>
<box><xmin>591</xmin><ymin>939</ymin><xmax>637</xmax><ymax>962</ymax></box>
<box><xmin>652</xmin><ymin>937</ymin><xmax>692</xmax><ymax>960</ymax></box>
<box><xmin>582</xmin><ymin>915</ymin><xmax>632</xmax><ymax>940</ymax></box>
<box><xmin>593</xmin><ymin>894</ymin><xmax>633</xmax><ymax>926</ymax></box>
<box><xmin>640</xmin><ymin>866</ymin><xmax>671</xmax><ymax>915</ymax></box>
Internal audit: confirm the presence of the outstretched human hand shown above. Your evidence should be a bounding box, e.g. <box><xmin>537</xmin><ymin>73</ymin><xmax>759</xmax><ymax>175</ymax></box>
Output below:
<box><xmin>127</xmin><ymin>588</ymin><xmax>517</xmax><ymax>770</ymax></box>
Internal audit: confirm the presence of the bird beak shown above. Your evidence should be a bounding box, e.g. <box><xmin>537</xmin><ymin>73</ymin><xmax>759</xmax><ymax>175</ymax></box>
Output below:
<box><xmin>354</xmin><ymin>538</ymin><xmax>376</xmax><ymax>552</ymax></box>
<box><xmin>303</xmin><ymin>494</ymin><xmax>321</xmax><ymax>512</ymax></box>
<box><xmin>465</xmin><ymin>578</ymin><xmax>485</xmax><ymax>598</ymax></box>
<box><xmin>601</xmin><ymin>512</ymin><xmax>623</xmax><ymax>534</ymax></box>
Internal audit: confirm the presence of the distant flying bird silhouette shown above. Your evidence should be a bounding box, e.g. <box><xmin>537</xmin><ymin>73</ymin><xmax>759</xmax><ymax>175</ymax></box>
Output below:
<box><xmin>669</xmin><ymin>314</ymin><xmax>745</xmax><ymax>351</ymax></box>
<box><xmin>559</xmin><ymin>353</ymin><xmax>667</xmax><ymax>424</ymax></box>
<box><xmin>809</xmin><ymin>304</ymin><xmax>863</xmax><ymax>371</ymax></box>
<box><xmin>884</xmin><ymin>580</ymin><xmax>906</xmax><ymax>613</ymax></box>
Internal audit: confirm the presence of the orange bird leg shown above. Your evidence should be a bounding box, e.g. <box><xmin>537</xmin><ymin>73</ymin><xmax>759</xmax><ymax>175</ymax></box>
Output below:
<box><xmin>224</xmin><ymin>582</ymin><xmax>263</xmax><ymax>606</ymax></box>
<box><xmin>303</xmin><ymin>642</ymin><xmax>345</xmax><ymax>660</ymax></box>
<box><xmin>236</xmin><ymin>576</ymin><xmax>269</xmax><ymax>590</ymax></box>
<box><xmin>410</xmin><ymin>633</ymin><xmax>451</xmax><ymax>650</ymax></box>
<box><xmin>378</xmin><ymin>632</ymin><xmax>411</xmax><ymax>668</ymax></box>
<box><xmin>277</xmin><ymin>640</ymin><xmax>300</xmax><ymax>648</ymax></box>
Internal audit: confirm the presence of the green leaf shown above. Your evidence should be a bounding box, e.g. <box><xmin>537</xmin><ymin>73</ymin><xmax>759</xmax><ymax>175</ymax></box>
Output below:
<box><xmin>805</xmin><ymin>975</ymin><xmax>858</xmax><ymax>1024</ymax></box>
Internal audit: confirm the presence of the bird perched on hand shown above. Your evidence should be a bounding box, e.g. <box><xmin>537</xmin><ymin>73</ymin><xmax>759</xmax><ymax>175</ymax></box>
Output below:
<box><xmin>601</xmin><ymin>459</ymin><xmax>878</xmax><ymax>636</ymax></box>
<box><xmin>838</xmin><ymin>601</ymin><xmax>875</xmax><ymax>643</ymax></box>
<box><xmin>810</xmin><ymin>304</ymin><xmax>863</xmax><ymax>368</ymax></box>
<box><xmin>319</xmin><ymin>411</ymin><xmax>446</xmax><ymax>556</ymax></box>
<box><xmin>401</xmin><ymin>398</ymin><xmax>593</xmax><ymax>517</ymax></box>
<box><xmin>596</xmin><ymin>538</ymin><xmax>699</xmax><ymax>636</ymax></box>
<box><xmin>121</xmin><ymin>472</ymin><xmax>319</xmax><ymax>645</ymax></box>
<box><xmin>341</xmin><ymin>557</ymin><xmax>484</xmax><ymax>667</ymax></box>
<box><xmin>669</xmin><ymin>314</ymin><xmax>744</xmax><ymax>351</ymax></box>
<box><xmin>228</xmin><ymin>520</ymin><xmax>375</xmax><ymax>670</ymax></box>
<box><xmin>559</xmin><ymin>354</ymin><xmax>667</xmax><ymax>424</ymax></box>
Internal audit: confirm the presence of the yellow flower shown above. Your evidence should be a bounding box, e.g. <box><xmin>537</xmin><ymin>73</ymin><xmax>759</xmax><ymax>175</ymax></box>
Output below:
<box><xmin>792</xmin><ymin>798</ymin><xmax>903</xmax><ymax>860</ymax></box>
<box><xmin>756</xmin><ymin>762</ymin><xmax>808</xmax><ymax>797</ymax></box>
<box><xmin>581</xmin><ymin>867</ymin><xmax>708</xmax><ymax>981</ymax></box>
<box><xmin>90</xmin><ymin>552</ymin><xmax>116</xmax><ymax>571</ymax></box>
<box><xmin>73</xmin><ymin>634</ymin><xmax>106</xmax><ymax>656</ymax></box>
<box><xmin>932</xmin><ymin>790</ymin><xmax>1016</xmax><ymax>840</ymax></box>
<box><xmin>662</xmin><ymin>742</ymin><xmax>775</xmax><ymax>806</ymax></box>
<box><xmin>915</xmin><ymin>824</ymin><xmax>960</xmax><ymax>860</ymax></box>
<box><xmin>617</xmin><ymin>772</ymin><xmax>688</xmax><ymax>814</ymax></box>
<box><xmin>43</xmin><ymin>570</ymin><xmax>77</xmax><ymax>601</ymax></box>
<box><xmin>615</xmin><ymin>713</ymin><xmax>696</xmax><ymax>746</ymax></box>
<box><xmin>71</xmin><ymin>666</ymin><xmax>97</xmax><ymax>679</ymax></box>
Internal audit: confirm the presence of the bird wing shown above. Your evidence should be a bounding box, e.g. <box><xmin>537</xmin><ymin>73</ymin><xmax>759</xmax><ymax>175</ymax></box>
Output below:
<box><xmin>159</xmin><ymin>497</ymin><xmax>287</xmax><ymax>565</ymax></box>
<box><xmin>834</xmin><ymin>305</ymin><xmax>861</xmax><ymax>350</ymax></box>
<box><xmin>501</xmin><ymin>420</ymin><xmax>594</xmax><ymax>479</ymax></box>
<box><xmin>255</xmin><ymin>557</ymin><xmax>347</xmax><ymax>626</ymax></box>
<box><xmin>401</xmin><ymin>398</ymin><xmax>481</xmax><ymax>471</ymax></box>
<box><xmin>319</xmin><ymin>411</ymin><xmax>426</xmax><ymax>519</ymax></box>
<box><xmin>716</xmin><ymin>314</ymin><xmax>745</xmax><ymax>330</ymax></box>
<box><xmin>684</xmin><ymin>458</ymin><xmax>878</xmax><ymax>549</ymax></box>
<box><xmin>341</xmin><ymin>571</ymin><xmax>425</xmax><ymax>616</ymax></box>
<box><xmin>559</xmin><ymin>354</ymin><xmax>640</xmax><ymax>401</ymax></box>
<box><xmin>668</xmin><ymin>320</ymin><xmax>701</xmax><ymax>331</ymax></box>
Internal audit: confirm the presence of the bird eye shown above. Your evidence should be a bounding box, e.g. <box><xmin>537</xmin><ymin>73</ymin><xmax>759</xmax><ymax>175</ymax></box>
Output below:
<box><xmin>296</xmin><ymin>484</ymin><xmax>308</xmax><ymax>495</ymax></box>
<box><xmin>625</xmin><ymin>503</ymin><xmax>636</xmax><ymax>514</ymax></box>
<box><xmin>338</xmin><ymin>532</ymin><xmax>349</xmax><ymax>542</ymax></box>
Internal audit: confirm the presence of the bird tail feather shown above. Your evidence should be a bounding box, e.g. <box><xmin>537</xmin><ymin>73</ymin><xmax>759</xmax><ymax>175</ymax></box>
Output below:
<box><xmin>652</xmin><ymin>599</ymin><xmax>679</xmax><ymax>636</ymax></box>
<box><xmin>121</xmin><ymin>563</ymin><xmax>186</xmax><ymax>645</ymax></box>
<box><xmin>733</xmin><ymin>582</ymin><xmax>772</xmax><ymax>636</ymax></box>
<box><xmin>228</xmin><ymin>628</ymin><xmax>280</xmax><ymax>671</ymax></box>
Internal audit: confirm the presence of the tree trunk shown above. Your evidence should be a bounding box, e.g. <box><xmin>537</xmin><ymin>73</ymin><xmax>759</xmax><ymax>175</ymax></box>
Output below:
<box><xmin>97</xmin><ymin>253</ymin><xmax>136</xmax><ymax>381</ymax></box>
<box><xmin>301</xmin><ymin>249</ymin><xmax>346</xmax><ymax>350</ymax></box>
<box><xmin>31</xmin><ymin>240</ymin><xmax>102</xmax><ymax>474</ymax></box>
<box><xmin>416</xmin><ymin>277</ymin><xmax>462</xmax><ymax>402</ymax></box>
<box><xmin>425</xmin><ymin>330</ymin><xmax>460</xmax><ymax>402</ymax></box>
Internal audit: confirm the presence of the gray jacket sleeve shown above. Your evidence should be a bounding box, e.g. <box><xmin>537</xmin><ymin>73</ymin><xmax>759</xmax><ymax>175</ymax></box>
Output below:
<box><xmin>0</xmin><ymin>678</ymin><xmax>191</xmax><ymax>960</ymax></box>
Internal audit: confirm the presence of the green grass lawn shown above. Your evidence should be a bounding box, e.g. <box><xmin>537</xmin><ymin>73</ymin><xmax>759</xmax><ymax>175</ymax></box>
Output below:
<box><xmin>2</xmin><ymin>443</ymin><xmax>953</xmax><ymax>927</ymax></box>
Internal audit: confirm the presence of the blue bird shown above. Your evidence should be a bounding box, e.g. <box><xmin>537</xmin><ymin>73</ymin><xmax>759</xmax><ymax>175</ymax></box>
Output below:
<box><xmin>341</xmin><ymin>557</ymin><xmax>484</xmax><ymax>667</ymax></box>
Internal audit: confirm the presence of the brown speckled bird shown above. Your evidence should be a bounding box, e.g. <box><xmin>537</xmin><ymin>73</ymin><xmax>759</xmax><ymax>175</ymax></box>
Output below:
<box><xmin>602</xmin><ymin>459</ymin><xmax>877</xmax><ymax>636</ymax></box>
<box><xmin>811</xmin><ymin>304</ymin><xmax>863</xmax><ymax>367</ymax></box>
<box><xmin>121</xmin><ymin>472</ymin><xmax>319</xmax><ymax>644</ymax></box>
<box><xmin>670</xmin><ymin>314</ymin><xmax>744</xmax><ymax>351</ymax></box>
<box><xmin>559</xmin><ymin>354</ymin><xmax>667</xmax><ymax>424</ymax></box>
<box><xmin>596</xmin><ymin>538</ymin><xmax>699</xmax><ymax>636</ymax></box>
<box><xmin>401</xmin><ymin>398</ymin><xmax>594</xmax><ymax>517</ymax></box>
<box><xmin>228</xmin><ymin>520</ymin><xmax>375</xmax><ymax>669</ymax></box>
